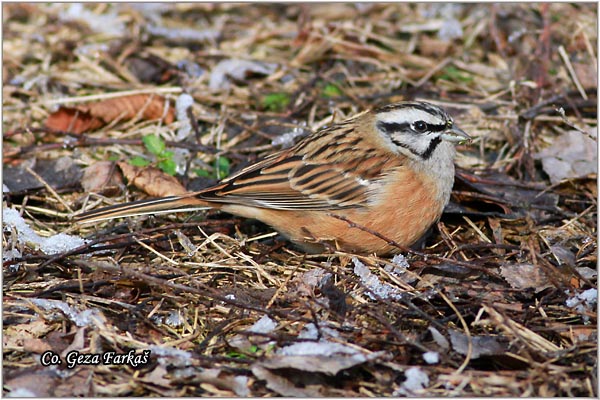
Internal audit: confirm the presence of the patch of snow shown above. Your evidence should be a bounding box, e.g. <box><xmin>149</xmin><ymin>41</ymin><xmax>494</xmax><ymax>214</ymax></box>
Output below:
<box><xmin>6</xmin><ymin>388</ymin><xmax>39</xmax><ymax>398</ymax></box>
<box><xmin>146</xmin><ymin>24</ymin><xmax>219</xmax><ymax>42</ymax></box>
<box><xmin>352</xmin><ymin>257</ymin><xmax>403</xmax><ymax>301</ymax></box>
<box><xmin>3</xmin><ymin>208</ymin><xmax>88</xmax><ymax>255</ymax></box>
<box><xmin>172</xmin><ymin>148</ymin><xmax>191</xmax><ymax>176</ymax></box>
<box><xmin>438</xmin><ymin>18</ymin><xmax>463</xmax><ymax>41</ymax></box>
<box><xmin>279</xmin><ymin>341</ymin><xmax>359</xmax><ymax>357</ymax></box>
<box><xmin>175</xmin><ymin>93</ymin><xmax>194</xmax><ymax>141</ymax></box>
<box><xmin>148</xmin><ymin>345</ymin><xmax>192</xmax><ymax>367</ymax></box>
<box><xmin>30</xmin><ymin>299</ymin><xmax>102</xmax><ymax>327</ymax></box>
<box><xmin>385</xmin><ymin>253</ymin><xmax>410</xmax><ymax>276</ymax></box>
<box><xmin>271</xmin><ymin>126</ymin><xmax>307</xmax><ymax>148</ymax></box>
<box><xmin>248</xmin><ymin>315</ymin><xmax>277</xmax><ymax>334</ymax></box>
<box><xmin>58</xmin><ymin>4</ymin><xmax>125</xmax><ymax>36</ymax></box>
<box><xmin>3</xmin><ymin>249</ymin><xmax>21</xmax><ymax>262</ymax></box>
<box><xmin>165</xmin><ymin>311</ymin><xmax>183</xmax><ymax>327</ymax></box>
<box><xmin>565</xmin><ymin>288</ymin><xmax>597</xmax><ymax>323</ymax></box>
<box><xmin>395</xmin><ymin>366</ymin><xmax>430</xmax><ymax>396</ymax></box>
<box><xmin>298</xmin><ymin>323</ymin><xmax>340</xmax><ymax>340</ymax></box>
<box><xmin>423</xmin><ymin>351</ymin><xmax>440</xmax><ymax>364</ymax></box>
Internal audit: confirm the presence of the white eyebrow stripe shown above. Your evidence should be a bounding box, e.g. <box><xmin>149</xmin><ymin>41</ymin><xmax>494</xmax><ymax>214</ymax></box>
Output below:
<box><xmin>377</xmin><ymin>108</ymin><xmax>447</xmax><ymax>125</ymax></box>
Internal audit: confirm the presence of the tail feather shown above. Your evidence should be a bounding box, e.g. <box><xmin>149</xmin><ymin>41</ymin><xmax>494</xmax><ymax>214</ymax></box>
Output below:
<box><xmin>76</xmin><ymin>195</ymin><xmax>210</xmax><ymax>223</ymax></box>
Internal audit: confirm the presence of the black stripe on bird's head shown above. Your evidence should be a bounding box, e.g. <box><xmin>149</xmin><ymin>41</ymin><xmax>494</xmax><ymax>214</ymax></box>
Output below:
<box><xmin>374</xmin><ymin>101</ymin><xmax>470</xmax><ymax>159</ymax></box>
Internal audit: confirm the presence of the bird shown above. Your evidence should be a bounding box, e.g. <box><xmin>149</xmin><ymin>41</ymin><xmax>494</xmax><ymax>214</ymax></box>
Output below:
<box><xmin>78</xmin><ymin>101</ymin><xmax>471</xmax><ymax>255</ymax></box>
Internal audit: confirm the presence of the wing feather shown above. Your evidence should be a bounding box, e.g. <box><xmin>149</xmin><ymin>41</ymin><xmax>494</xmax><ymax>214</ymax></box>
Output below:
<box><xmin>196</xmin><ymin>115</ymin><xmax>406</xmax><ymax>210</ymax></box>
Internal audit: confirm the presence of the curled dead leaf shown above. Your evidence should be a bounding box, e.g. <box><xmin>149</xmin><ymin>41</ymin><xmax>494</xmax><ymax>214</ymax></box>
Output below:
<box><xmin>45</xmin><ymin>94</ymin><xmax>175</xmax><ymax>134</ymax></box>
<box><xmin>117</xmin><ymin>162</ymin><xmax>187</xmax><ymax>197</ymax></box>
<box><xmin>81</xmin><ymin>161</ymin><xmax>124</xmax><ymax>196</ymax></box>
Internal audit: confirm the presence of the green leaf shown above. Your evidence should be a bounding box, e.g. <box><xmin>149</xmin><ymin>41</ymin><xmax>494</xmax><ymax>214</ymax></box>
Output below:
<box><xmin>194</xmin><ymin>168</ymin><xmax>212</xmax><ymax>178</ymax></box>
<box><xmin>193</xmin><ymin>157</ymin><xmax>231</xmax><ymax>180</ymax></box>
<box><xmin>322</xmin><ymin>82</ymin><xmax>343</xmax><ymax>98</ymax></box>
<box><xmin>216</xmin><ymin>156</ymin><xmax>230</xmax><ymax>179</ymax></box>
<box><xmin>225</xmin><ymin>351</ymin><xmax>248</xmax><ymax>359</ymax></box>
<box><xmin>143</xmin><ymin>135</ymin><xmax>165</xmax><ymax>155</ymax></box>
<box><xmin>158</xmin><ymin>159</ymin><xmax>177</xmax><ymax>176</ymax></box>
<box><xmin>130</xmin><ymin>156</ymin><xmax>150</xmax><ymax>167</ymax></box>
<box><xmin>261</xmin><ymin>92</ymin><xmax>290</xmax><ymax>112</ymax></box>
<box><xmin>160</xmin><ymin>150</ymin><xmax>174</xmax><ymax>160</ymax></box>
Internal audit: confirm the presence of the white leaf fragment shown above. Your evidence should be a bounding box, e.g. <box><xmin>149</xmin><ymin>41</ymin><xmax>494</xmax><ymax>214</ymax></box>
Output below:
<box><xmin>209</xmin><ymin>59</ymin><xmax>277</xmax><ymax>91</ymax></box>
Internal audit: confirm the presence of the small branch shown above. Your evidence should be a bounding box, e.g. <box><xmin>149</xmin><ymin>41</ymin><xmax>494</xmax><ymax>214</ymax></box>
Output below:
<box><xmin>556</xmin><ymin>107</ymin><xmax>597</xmax><ymax>141</ymax></box>
<box><xmin>558</xmin><ymin>45</ymin><xmax>588</xmax><ymax>100</ymax></box>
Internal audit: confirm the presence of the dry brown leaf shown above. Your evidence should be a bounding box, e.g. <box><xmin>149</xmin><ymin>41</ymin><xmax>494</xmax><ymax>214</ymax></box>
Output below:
<box><xmin>419</xmin><ymin>35</ymin><xmax>451</xmax><ymax>57</ymax></box>
<box><xmin>500</xmin><ymin>263</ymin><xmax>554</xmax><ymax>292</ymax></box>
<box><xmin>4</xmin><ymin>369</ymin><xmax>58</xmax><ymax>397</ymax></box>
<box><xmin>194</xmin><ymin>369</ymin><xmax>250</xmax><ymax>397</ymax></box>
<box><xmin>60</xmin><ymin>327</ymin><xmax>87</xmax><ymax>359</ymax></box>
<box><xmin>138</xmin><ymin>365</ymin><xmax>173</xmax><ymax>388</ymax></box>
<box><xmin>3</xmin><ymin>320</ymin><xmax>54</xmax><ymax>348</ymax></box>
<box><xmin>117</xmin><ymin>162</ymin><xmax>188</xmax><ymax>197</ymax></box>
<box><xmin>45</xmin><ymin>94</ymin><xmax>175</xmax><ymax>134</ymax></box>
<box><xmin>81</xmin><ymin>161</ymin><xmax>124</xmax><ymax>195</ymax></box>
<box><xmin>45</xmin><ymin>107</ymin><xmax>105</xmax><ymax>134</ymax></box>
<box><xmin>534</xmin><ymin>127</ymin><xmax>598</xmax><ymax>184</ymax></box>
<box><xmin>53</xmin><ymin>368</ymin><xmax>94</xmax><ymax>397</ymax></box>
<box><xmin>22</xmin><ymin>338</ymin><xmax>53</xmax><ymax>354</ymax></box>
<box><xmin>252</xmin><ymin>365</ymin><xmax>323</xmax><ymax>397</ymax></box>
<box><xmin>572</xmin><ymin>61</ymin><xmax>598</xmax><ymax>89</ymax></box>
<box><xmin>291</xmin><ymin>34</ymin><xmax>334</xmax><ymax>66</ymax></box>
<box><xmin>448</xmin><ymin>329</ymin><xmax>508</xmax><ymax>359</ymax></box>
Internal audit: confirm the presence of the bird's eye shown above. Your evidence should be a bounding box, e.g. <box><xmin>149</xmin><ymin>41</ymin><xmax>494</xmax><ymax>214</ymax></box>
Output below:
<box><xmin>413</xmin><ymin>121</ymin><xmax>427</xmax><ymax>132</ymax></box>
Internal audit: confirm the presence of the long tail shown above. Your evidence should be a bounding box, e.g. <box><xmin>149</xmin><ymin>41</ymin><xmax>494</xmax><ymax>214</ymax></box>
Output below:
<box><xmin>76</xmin><ymin>195</ymin><xmax>210</xmax><ymax>223</ymax></box>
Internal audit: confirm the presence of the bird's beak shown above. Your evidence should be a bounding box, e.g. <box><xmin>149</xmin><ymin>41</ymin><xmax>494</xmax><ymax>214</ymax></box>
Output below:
<box><xmin>441</xmin><ymin>126</ymin><xmax>471</xmax><ymax>143</ymax></box>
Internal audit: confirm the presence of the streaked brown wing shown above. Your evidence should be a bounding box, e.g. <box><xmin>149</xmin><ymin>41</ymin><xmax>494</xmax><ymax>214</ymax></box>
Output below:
<box><xmin>197</xmin><ymin>119</ymin><xmax>403</xmax><ymax>210</ymax></box>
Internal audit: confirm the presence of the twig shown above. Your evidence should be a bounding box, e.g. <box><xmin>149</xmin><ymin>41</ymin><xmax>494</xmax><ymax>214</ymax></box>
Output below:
<box><xmin>329</xmin><ymin>213</ymin><xmax>502</xmax><ymax>278</ymax></box>
<box><xmin>556</xmin><ymin>107</ymin><xmax>597</xmax><ymax>141</ymax></box>
<box><xmin>4</xmin><ymin>131</ymin><xmax>217</xmax><ymax>160</ymax></box>
<box><xmin>437</xmin><ymin>290</ymin><xmax>473</xmax><ymax>374</ymax></box>
<box><xmin>27</xmin><ymin>87</ymin><xmax>183</xmax><ymax>108</ymax></box>
<box><xmin>415</xmin><ymin>57</ymin><xmax>452</xmax><ymax>87</ymax></box>
<box><xmin>24</xmin><ymin>166</ymin><xmax>74</xmax><ymax>213</ymax></box>
<box><xmin>558</xmin><ymin>45</ymin><xmax>588</xmax><ymax>100</ymax></box>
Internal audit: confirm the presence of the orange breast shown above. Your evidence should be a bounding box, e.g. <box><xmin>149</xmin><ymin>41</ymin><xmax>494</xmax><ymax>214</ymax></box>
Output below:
<box><xmin>222</xmin><ymin>167</ymin><xmax>445</xmax><ymax>254</ymax></box>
